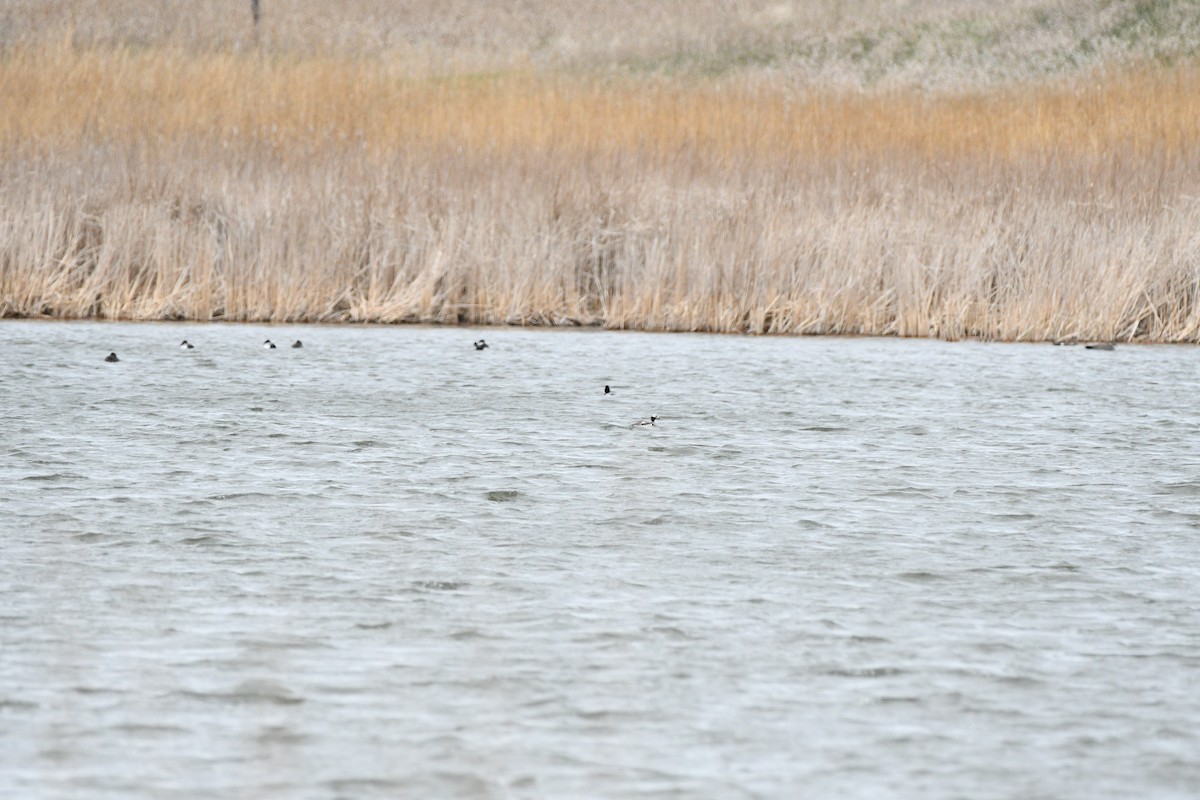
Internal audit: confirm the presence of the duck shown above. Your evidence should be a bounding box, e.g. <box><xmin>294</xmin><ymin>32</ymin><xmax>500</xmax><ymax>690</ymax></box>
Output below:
<box><xmin>632</xmin><ymin>415</ymin><xmax>659</xmax><ymax>428</ymax></box>
<box><xmin>604</xmin><ymin>385</ymin><xmax>611</xmax><ymax>395</ymax></box>
<box><xmin>263</xmin><ymin>339</ymin><xmax>277</xmax><ymax>349</ymax></box>
<box><xmin>104</xmin><ymin>352</ymin><xmax>119</xmax><ymax>363</ymax></box>
<box><xmin>1085</xmin><ymin>343</ymin><xmax>1116</xmax><ymax>351</ymax></box>
<box><xmin>291</xmin><ymin>340</ymin><xmax>303</xmax><ymax>348</ymax></box>
<box><xmin>474</xmin><ymin>339</ymin><xmax>489</xmax><ymax>350</ymax></box>
<box><xmin>180</xmin><ymin>339</ymin><xmax>194</xmax><ymax>349</ymax></box>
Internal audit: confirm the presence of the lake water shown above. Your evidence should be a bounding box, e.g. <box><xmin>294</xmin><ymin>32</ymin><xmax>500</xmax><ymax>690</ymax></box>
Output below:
<box><xmin>1</xmin><ymin>320</ymin><xmax>1198</xmax><ymax>799</ymax></box>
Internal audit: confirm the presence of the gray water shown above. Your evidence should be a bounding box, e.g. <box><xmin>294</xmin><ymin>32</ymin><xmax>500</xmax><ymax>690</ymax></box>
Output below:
<box><xmin>1</xmin><ymin>320</ymin><xmax>1198</xmax><ymax>799</ymax></box>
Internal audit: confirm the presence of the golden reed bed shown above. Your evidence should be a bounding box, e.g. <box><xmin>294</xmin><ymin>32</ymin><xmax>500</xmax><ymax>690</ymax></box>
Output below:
<box><xmin>2</xmin><ymin>20</ymin><xmax>1200</xmax><ymax>340</ymax></box>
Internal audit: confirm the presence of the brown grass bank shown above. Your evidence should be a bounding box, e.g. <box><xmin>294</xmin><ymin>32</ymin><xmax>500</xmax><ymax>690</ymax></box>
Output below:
<box><xmin>2</xmin><ymin>39</ymin><xmax>1200</xmax><ymax>340</ymax></box>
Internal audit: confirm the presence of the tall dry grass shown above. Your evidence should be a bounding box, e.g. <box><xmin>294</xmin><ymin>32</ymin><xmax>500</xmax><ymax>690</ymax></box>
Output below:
<box><xmin>2</xmin><ymin>33</ymin><xmax>1200</xmax><ymax>340</ymax></box>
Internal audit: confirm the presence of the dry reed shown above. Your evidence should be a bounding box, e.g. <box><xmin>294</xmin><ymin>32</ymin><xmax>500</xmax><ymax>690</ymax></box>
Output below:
<box><xmin>2</xmin><ymin>22</ymin><xmax>1200</xmax><ymax>340</ymax></box>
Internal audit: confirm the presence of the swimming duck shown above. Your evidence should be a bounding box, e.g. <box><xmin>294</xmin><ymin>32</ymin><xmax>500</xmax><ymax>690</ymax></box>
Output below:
<box><xmin>180</xmin><ymin>339</ymin><xmax>194</xmax><ymax>349</ymax></box>
<box><xmin>104</xmin><ymin>352</ymin><xmax>119</xmax><ymax>362</ymax></box>
<box><xmin>633</xmin><ymin>415</ymin><xmax>659</xmax><ymax>428</ymax></box>
<box><xmin>1085</xmin><ymin>343</ymin><xmax>1116</xmax><ymax>351</ymax></box>
<box><xmin>291</xmin><ymin>340</ymin><xmax>303</xmax><ymax>348</ymax></box>
<box><xmin>474</xmin><ymin>339</ymin><xmax>489</xmax><ymax>350</ymax></box>
<box><xmin>264</xmin><ymin>339</ymin><xmax>277</xmax><ymax>349</ymax></box>
<box><xmin>604</xmin><ymin>385</ymin><xmax>611</xmax><ymax>395</ymax></box>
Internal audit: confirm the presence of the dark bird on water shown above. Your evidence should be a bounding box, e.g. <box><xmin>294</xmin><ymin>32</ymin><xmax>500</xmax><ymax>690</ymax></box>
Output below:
<box><xmin>604</xmin><ymin>385</ymin><xmax>611</xmax><ymax>395</ymax></box>
<box><xmin>264</xmin><ymin>339</ymin><xmax>277</xmax><ymax>349</ymax></box>
<box><xmin>104</xmin><ymin>352</ymin><xmax>119</xmax><ymax>362</ymax></box>
<box><xmin>180</xmin><ymin>339</ymin><xmax>194</xmax><ymax>349</ymax></box>
<box><xmin>474</xmin><ymin>339</ymin><xmax>489</xmax><ymax>350</ymax></box>
<box><xmin>292</xmin><ymin>340</ymin><xmax>303</xmax><ymax>348</ymax></box>
<box><xmin>1085</xmin><ymin>343</ymin><xmax>1116</xmax><ymax>351</ymax></box>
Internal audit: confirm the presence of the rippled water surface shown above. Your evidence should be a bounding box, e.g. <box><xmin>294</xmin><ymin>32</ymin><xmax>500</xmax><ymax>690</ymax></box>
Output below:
<box><xmin>2</xmin><ymin>320</ymin><xmax>1199</xmax><ymax>799</ymax></box>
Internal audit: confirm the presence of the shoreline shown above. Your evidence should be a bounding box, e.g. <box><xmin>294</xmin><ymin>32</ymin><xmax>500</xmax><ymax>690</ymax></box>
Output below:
<box><xmin>0</xmin><ymin>313</ymin><xmax>1171</xmax><ymax>346</ymax></box>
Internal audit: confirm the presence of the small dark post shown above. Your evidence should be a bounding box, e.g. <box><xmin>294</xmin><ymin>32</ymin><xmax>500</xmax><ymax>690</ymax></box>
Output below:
<box><xmin>251</xmin><ymin>0</ymin><xmax>260</xmax><ymax>27</ymax></box>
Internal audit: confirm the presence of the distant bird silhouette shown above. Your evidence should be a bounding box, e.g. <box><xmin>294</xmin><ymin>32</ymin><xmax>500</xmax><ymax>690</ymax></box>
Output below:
<box><xmin>291</xmin><ymin>340</ymin><xmax>303</xmax><ymax>348</ymax></box>
<box><xmin>180</xmin><ymin>339</ymin><xmax>194</xmax><ymax>349</ymax></box>
<box><xmin>633</xmin><ymin>415</ymin><xmax>659</xmax><ymax>428</ymax></box>
<box><xmin>104</xmin><ymin>352</ymin><xmax>119</xmax><ymax>362</ymax></box>
<box><xmin>474</xmin><ymin>339</ymin><xmax>489</xmax><ymax>350</ymax></box>
<box><xmin>1085</xmin><ymin>343</ymin><xmax>1116</xmax><ymax>351</ymax></box>
<box><xmin>604</xmin><ymin>385</ymin><xmax>611</xmax><ymax>395</ymax></box>
<box><xmin>263</xmin><ymin>339</ymin><xmax>277</xmax><ymax>349</ymax></box>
